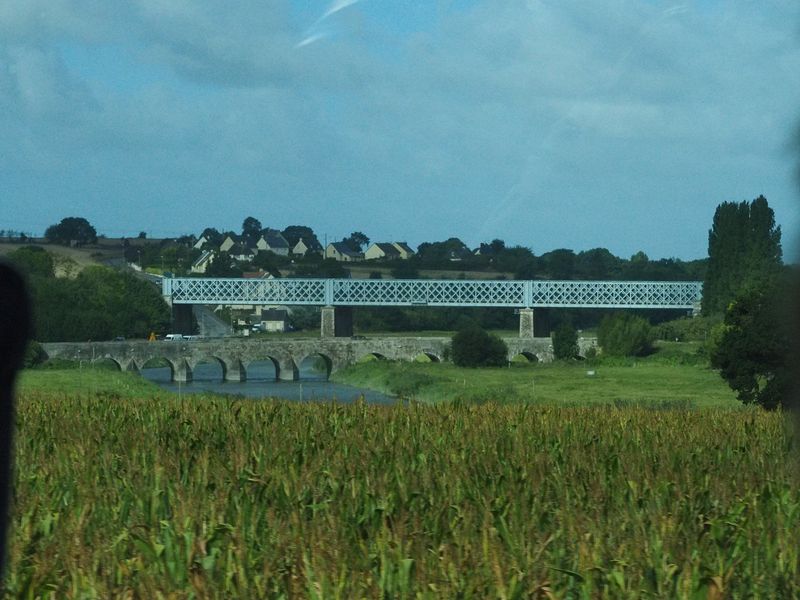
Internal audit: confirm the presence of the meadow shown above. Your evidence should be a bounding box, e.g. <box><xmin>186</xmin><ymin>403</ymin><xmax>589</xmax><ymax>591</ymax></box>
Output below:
<box><xmin>3</xmin><ymin>366</ymin><xmax>798</xmax><ymax>597</ymax></box>
<box><xmin>334</xmin><ymin>342</ymin><xmax>738</xmax><ymax>409</ymax></box>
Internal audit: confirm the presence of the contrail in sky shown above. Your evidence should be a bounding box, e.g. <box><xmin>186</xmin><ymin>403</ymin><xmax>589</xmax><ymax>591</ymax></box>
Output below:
<box><xmin>296</xmin><ymin>0</ymin><xmax>364</xmax><ymax>48</ymax></box>
<box><xmin>320</xmin><ymin>0</ymin><xmax>362</xmax><ymax>21</ymax></box>
<box><xmin>296</xmin><ymin>32</ymin><xmax>327</xmax><ymax>48</ymax></box>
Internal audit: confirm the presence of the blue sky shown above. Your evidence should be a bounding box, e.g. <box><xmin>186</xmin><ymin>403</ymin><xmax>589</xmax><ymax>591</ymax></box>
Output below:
<box><xmin>2</xmin><ymin>0</ymin><xmax>799</xmax><ymax>260</ymax></box>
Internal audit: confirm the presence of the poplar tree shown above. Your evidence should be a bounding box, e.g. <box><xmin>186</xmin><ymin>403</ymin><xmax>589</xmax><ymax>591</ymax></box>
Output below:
<box><xmin>702</xmin><ymin>195</ymin><xmax>782</xmax><ymax>315</ymax></box>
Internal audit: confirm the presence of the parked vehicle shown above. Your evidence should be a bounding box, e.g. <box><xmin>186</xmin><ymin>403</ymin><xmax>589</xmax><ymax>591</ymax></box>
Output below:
<box><xmin>164</xmin><ymin>334</ymin><xmax>184</xmax><ymax>341</ymax></box>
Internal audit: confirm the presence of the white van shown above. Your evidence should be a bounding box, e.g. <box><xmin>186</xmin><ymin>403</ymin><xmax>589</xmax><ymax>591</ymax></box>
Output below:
<box><xmin>164</xmin><ymin>334</ymin><xmax>185</xmax><ymax>341</ymax></box>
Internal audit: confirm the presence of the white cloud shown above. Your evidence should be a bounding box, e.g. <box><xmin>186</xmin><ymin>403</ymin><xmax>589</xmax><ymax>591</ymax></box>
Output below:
<box><xmin>0</xmin><ymin>0</ymin><xmax>798</xmax><ymax>257</ymax></box>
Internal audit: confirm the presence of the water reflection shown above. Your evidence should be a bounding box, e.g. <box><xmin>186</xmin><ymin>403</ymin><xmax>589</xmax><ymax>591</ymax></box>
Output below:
<box><xmin>141</xmin><ymin>364</ymin><xmax>395</xmax><ymax>404</ymax></box>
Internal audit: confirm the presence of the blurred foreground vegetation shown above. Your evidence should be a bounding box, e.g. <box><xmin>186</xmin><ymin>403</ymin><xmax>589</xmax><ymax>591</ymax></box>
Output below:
<box><xmin>3</xmin><ymin>389</ymin><xmax>796</xmax><ymax>597</ymax></box>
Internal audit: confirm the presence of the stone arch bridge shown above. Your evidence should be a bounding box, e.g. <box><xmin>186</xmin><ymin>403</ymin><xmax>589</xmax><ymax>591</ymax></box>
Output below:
<box><xmin>41</xmin><ymin>337</ymin><xmax>597</xmax><ymax>383</ymax></box>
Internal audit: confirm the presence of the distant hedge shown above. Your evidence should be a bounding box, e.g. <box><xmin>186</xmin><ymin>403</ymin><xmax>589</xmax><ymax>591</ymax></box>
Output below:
<box><xmin>451</xmin><ymin>326</ymin><xmax>507</xmax><ymax>367</ymax></box>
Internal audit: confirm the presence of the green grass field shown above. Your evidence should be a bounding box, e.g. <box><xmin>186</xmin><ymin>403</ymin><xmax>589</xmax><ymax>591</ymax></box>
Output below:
<box><xmin>17</xmin><ymin>367</ymin><xmax>169</xmax><ymax>399</ymax></box>
<box><xmin>335</xmin><ymin>344</ymin><xmax>738</xmax><ymax>409</ymax></box>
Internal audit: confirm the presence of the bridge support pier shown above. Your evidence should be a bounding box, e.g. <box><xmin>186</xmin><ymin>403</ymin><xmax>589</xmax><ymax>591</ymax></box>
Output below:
<box><xmin>519</xmin><ymin>308</ymin><xmax>535</xmax><ymax>338</ymax></box>
<box><xmin>172</xmin><ymin>304</ymin><xmax>194</xmax><ymax>336</ymax></box>
<box><xmin>223</xmin><ymin>360</ymin><xmax>246</xmax><ymax>382</ymax></box>
<box><xmin>278</xmin><ymin>359</ymin><xmax>299</xmax><ymax>381</ymax></box>
<box><xmin>321</xmin><ymin>306</ymin><xmax>353</xmax><ymax>338</ymax></box>
<box><xmin>174</xmin><ymin>360</ymin><xmax>192</xmax><ymax>383</ymax></box>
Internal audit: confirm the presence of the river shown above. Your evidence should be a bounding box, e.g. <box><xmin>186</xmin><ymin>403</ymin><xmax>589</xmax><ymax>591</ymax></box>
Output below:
<box><xmin>140</xmin><ymin>361</ymin><xmax>394</xmax><ymax>404</ymax></box>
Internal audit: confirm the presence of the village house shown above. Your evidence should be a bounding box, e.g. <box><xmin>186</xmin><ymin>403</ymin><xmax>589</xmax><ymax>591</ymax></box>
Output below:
<box><xmin>190</xmin><ymin>250</ymin><xmax>215</xmax><ymax>274</ymax></box>
<box><xmin>364</xmin><ymin>242</ymin><xmax>416</xmax><ymax>260</ymax></box>
<box><xmin>364</xmin><ymin>242</ymin><xmax>401</xmax><ymax>261</ymax></box>
<box><xmin>292</xmin><ymin>237</ymin><xmax>323</xmax><ymax>257</ymax></box>
<box><xmin>257</xmin><ymin>230</ymin><xmax>290</xmax><ymax>256</ymax></box>
<box><xmin>392</xmin><ymin>242</ymin><xmax>416</xmax><ymax>259</ymax></box>
<box><xmin>253</xmin><ymin>308</ymin><xmax>290</xmax><ymax>333</ymax></box>
<box><xmin>219</xmin><ymin>234</ymin><xmax>245</xmax><ymax>253</ymax></box>
<box><xmin>326</xmin><ymin>242</ymin><xmax>363</xmax><ymax>262</ymax></box>
<box><xmin>228</xmin><ymin>243</ymin><xmax>255</xmax><ymax>263</ymax></box>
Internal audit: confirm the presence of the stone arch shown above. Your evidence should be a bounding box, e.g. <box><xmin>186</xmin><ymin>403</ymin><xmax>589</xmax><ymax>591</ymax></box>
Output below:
<box><xmin>189</xmin><ymin>356</ymin><xmax>227</xmax><ymax>383</ymax></box>
<box><xmin>296</xmin><ymin>352</ymin><xmax>334</xmax><ymax>380</ymax></box>
<box><xmin>139</xmin><ymin>357</ymin><xmax>175</xmax><ymax>383</ymax></box>
<box><xmin>413</xmin><ymin>351</ymin><xmax>441</xmax><ymax>363</ymax></box>
<box><xmin>123</xmin><ymin>359</ymin><xmax>139</xmax><ymax>373</ymax></box>
<box><xmin>91</xmin><ymin>357</ymin><xmax>122</xmax><ymax>371</ymax></box>
<box><xmin>355</xmin><ymin>349</ymin><xmax>388</xmax><ymax>363</ymax></box>
<box><xmin>510</xmin><ymin>351</ymin><xmax>539</xmax><ymax>364</ymax></box>
<box><xmin>245</xmin><ymin>356</ymin><xmax>282</xmax><ymax>382</ymax></box>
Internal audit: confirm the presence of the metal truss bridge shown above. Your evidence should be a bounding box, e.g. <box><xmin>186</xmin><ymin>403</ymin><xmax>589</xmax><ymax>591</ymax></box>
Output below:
<box><xmin>163</xmin><ymin>278</ymin><xmax>702</xmax><ymax>309</ymax></box>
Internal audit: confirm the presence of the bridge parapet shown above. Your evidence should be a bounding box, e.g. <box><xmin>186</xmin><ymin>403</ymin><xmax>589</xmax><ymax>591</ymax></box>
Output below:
<box><xmin>42</xmin><ymin>336</ymin><xmax>598</xmax><ymax>383</ymax></box>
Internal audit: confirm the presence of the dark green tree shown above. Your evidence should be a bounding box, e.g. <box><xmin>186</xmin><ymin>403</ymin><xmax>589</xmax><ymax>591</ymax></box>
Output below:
<box><xmin>205</xmin><ymin>253</ymin><xmax>243</xmax><ymax>278</ymax></box>
<box><xmin>416</xmin><ymin>238</ymin><xmax>471</xmax><ymax>266</ymax></box>
<box><xmin>342</xmin><ymin>231</ymin><xmax>370</xmax><ymax>252</ymax></box>
<box><xmin>251</xmin><ymin>252</ymin><xmax>282</xmax><ymax>277</ymax></box>
<box><xmin>200</xmin><ymin>227</ymin><xmax>223</xmax><ymax>248</ymax></box>
<box><xmin>282</xmin><ymin>225</ymin><xmax>321</xmax><ymax>250</ymax></box>
<box><xmin>703</xmin><ymin>196</ymin><xmax>782</xmax><ymax>314</ymax></box>
<box><xmin>598</xmin><ymin>313</ymin><xmax>655</xmax><ymax>357</ymax></box>
<box><xmin>575</xmin><ymin>248</ymin><xmax>621</xmax><ymax>280</ymax></box>
<box><xmin>451</xmin><ymin>325</ymin><xmax>508</xmax><ymax>367</ymax></box>
<box><xmin>30</xmin><ymin>267</ymin><xmax>170</xmax><ymax>341</ymax></box>
<box><xmin>7</xmin><ymin>246</ymin><xmax>55</xmax><ymax>279</ymax></box>
<box><xmin>710</xmin><ymin>280</ymin><xmax>791</xmax><ymax>409</ymax></box>
<box><xmin>490</xmin><ymin>239</ymin><xmax>506</xmax><ymax>253</ymax></box>
<box><xmin>242</xmin><ymin>217</ymin><xmax>262</xmax><ymax>245</ymax></box>
<box><xmin>552</xmin><ymin>322</ymin><xmax>579</xmax><ymax>360</ymax></box>
<box><xmin>294</xmin><ymin>258</ymin><xmax>347</xmax><ymax>278</ymax></box>
<box><xmin>44</xmin><ymin>217</ymin><xmax>97</xmax><ymax>246</ymax></box>
<box><xmin>542</xmin><ymin>249</ymin><xmax>576</xmax><ymax>279</ymax></box>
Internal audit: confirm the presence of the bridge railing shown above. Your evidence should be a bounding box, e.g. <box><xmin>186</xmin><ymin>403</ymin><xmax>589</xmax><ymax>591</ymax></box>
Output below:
<box><xmin>164</xmin><ymin>278</ymin><xmax>702</xmax><ymax>309</ymax></box>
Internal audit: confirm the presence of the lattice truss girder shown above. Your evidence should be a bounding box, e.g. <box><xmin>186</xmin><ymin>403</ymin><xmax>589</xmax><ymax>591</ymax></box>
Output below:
<box><xmin>165</xmin><ymin>278</ymin><xmax>702</xmax><ymax>308</ymax></box>
<box><xmin>530</xmin><ymin>281</ymin><xmax>701</xmax><ymax>308</ymax></box>
<box><xmin>332</xmin><ymin>279</ymin><xmax>524</xmax><ymax>306</ymax></box>
<box><xmin>165</xmin><ymin>278</ymin><xmax>326</xmax><ymax>305</ymax></box>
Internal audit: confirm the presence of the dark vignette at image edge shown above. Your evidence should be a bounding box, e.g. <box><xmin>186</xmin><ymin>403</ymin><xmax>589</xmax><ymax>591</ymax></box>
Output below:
<box><xmin>0</xmin><ymin>263</ymin><xmax>31</xmax><ymax>574</ymax></box>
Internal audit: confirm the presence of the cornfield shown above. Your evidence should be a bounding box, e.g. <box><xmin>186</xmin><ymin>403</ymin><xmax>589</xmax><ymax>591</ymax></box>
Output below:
<box><xmin>3</xmin><ymin>392</ymin><xmax>798</xmax><ymax>597</ymax></box>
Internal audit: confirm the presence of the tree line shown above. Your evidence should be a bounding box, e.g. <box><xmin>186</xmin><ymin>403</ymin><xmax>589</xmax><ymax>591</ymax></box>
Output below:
<box><xmin>6</xmin><ymin>246</ymin><xmax>169</xmax><ymax>342</ymax></box>
<box><xmin>25</xmin><ymin>194</ymin><xmax>795</xmax><ymax>410</ymax></box>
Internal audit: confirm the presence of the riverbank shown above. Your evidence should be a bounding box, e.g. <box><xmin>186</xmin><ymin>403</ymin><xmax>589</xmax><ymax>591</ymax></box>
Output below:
<box><xmin>333</xmin><ymin>342</ymin><xmax>738</xmax><ymax>408</ymax></box>
<box><xmin>17</xmin><ymin>367</ymin><xmax>169</xmax><ymax>398</ymax></box>
<box><xmin>17</xmin><ymin>366</ymin><xmax>397</xmax><ymax>404</ymax></box>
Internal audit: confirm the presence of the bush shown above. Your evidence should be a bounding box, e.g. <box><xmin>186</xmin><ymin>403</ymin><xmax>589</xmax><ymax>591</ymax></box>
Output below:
<box><xmin>655</xmin><ymin>315</ymin><xmax>722</xmax><ymax>342</ymax></box>
<box><xmin>451</xmin><ymin>325</ymin><xmax>508</xmax><ymax>367</ymax></box>
<box><xmin>598</xmin><ymin>314</ymin><xmax>655</xmax><ymax>357</ymax></box>
<box><xmin>23</xmin><ymin>341</ymin><xmax>47</xmax><ymax>368</ymax></box>
<box><xmin>709</xmin><ymin>283</ymin><xmax>791</xmax><ymax>409</ymax></box>
<box><xmin>551</xmin><ymin>323</ymin><xmax>578</xmax><ymax>360</ymax></box>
